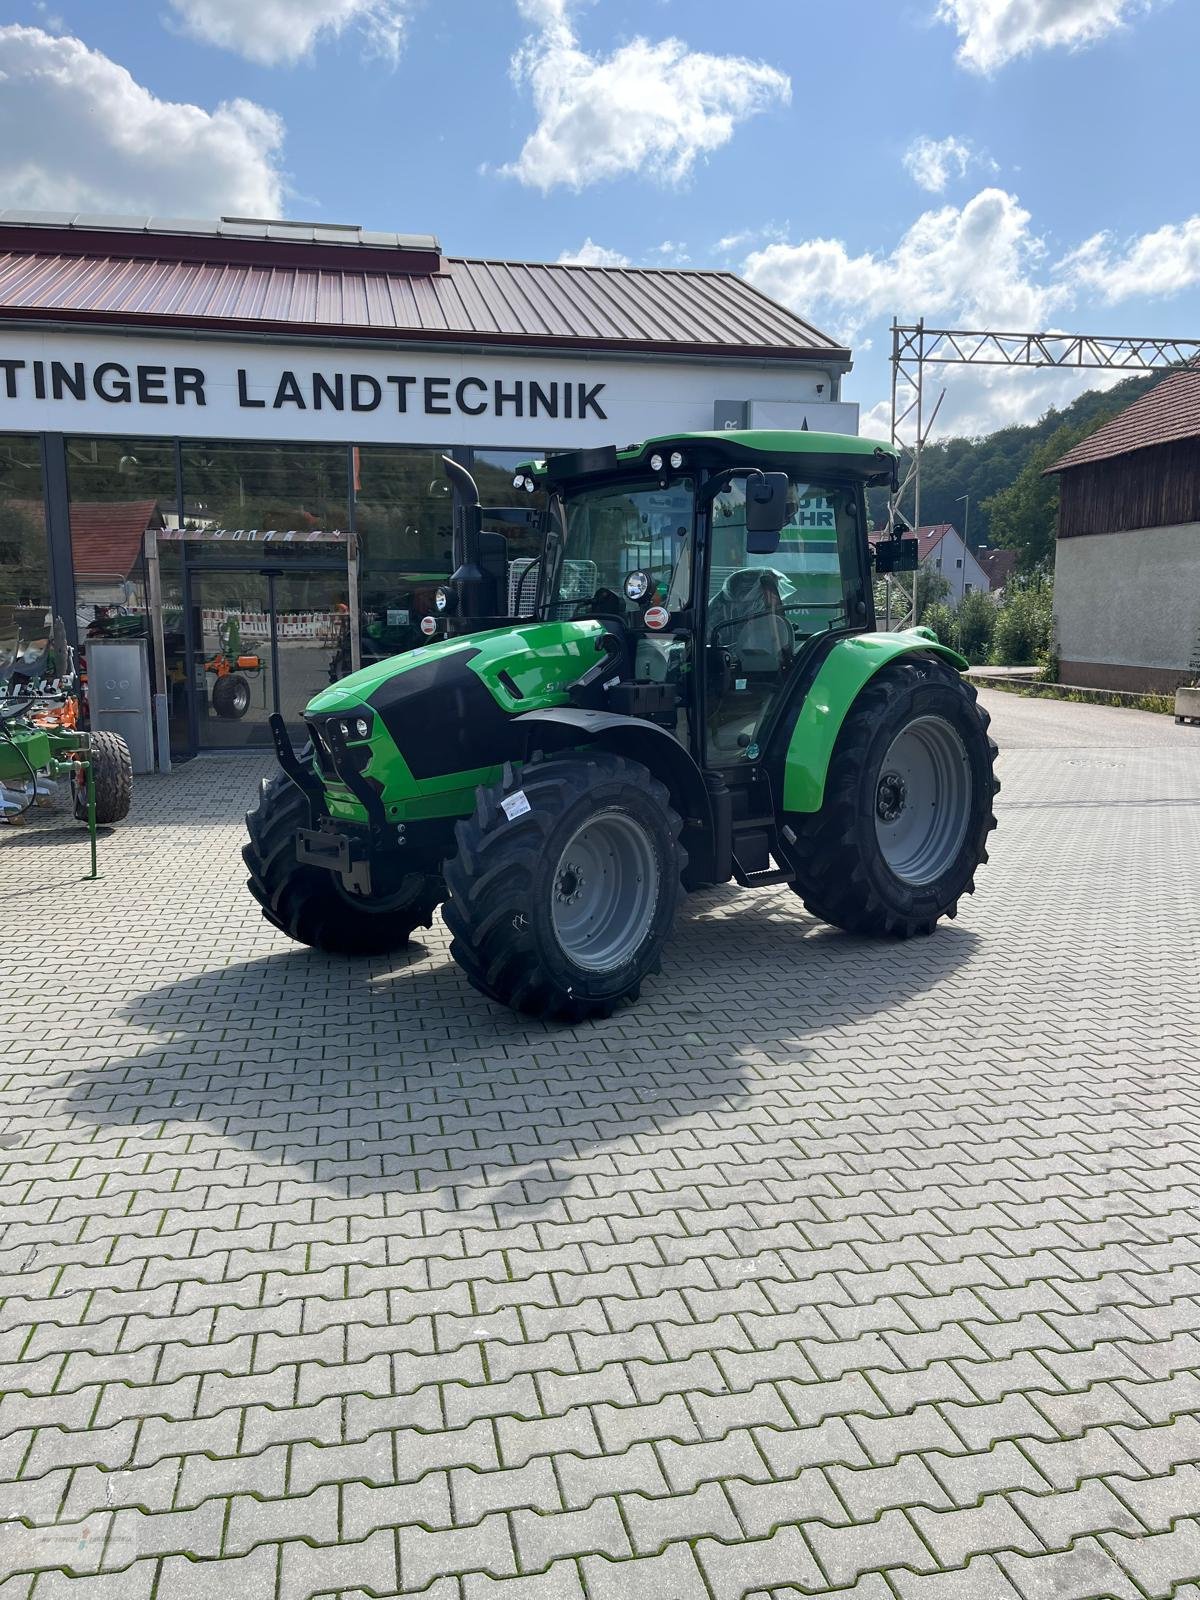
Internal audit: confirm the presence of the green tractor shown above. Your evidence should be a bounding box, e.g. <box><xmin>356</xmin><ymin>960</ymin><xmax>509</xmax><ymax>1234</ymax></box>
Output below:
<box><xmin>244</xmin><ymin>431</ymin><xmax>998</xmax><ymax>1021</ymax></box>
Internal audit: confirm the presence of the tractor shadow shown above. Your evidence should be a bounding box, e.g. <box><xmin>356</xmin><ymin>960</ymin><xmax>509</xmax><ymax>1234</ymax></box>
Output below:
<box><xmin>57</xmin><ymin>891</ymin><xmax>979</xmax><ymax>1221</ymax></box>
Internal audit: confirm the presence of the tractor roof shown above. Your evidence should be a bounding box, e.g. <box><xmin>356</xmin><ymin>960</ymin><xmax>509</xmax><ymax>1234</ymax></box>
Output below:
<box><xmin>525</xmin><ymin>429</ymin><xmax>897</xmax><ymax>488</ymax></box>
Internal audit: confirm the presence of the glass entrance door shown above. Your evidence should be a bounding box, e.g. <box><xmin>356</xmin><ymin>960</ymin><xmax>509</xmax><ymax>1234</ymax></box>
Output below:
<box><xmin>184</xmin><ymin>565</ymin><xmax>347</xmax><ymax>749</ymax></box>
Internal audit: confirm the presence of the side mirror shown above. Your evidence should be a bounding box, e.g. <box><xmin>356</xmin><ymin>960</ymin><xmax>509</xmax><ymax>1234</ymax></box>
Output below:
<box><xmin>875</xmin><ymin>537</ymin><xmax>920</xmax><ymax>574</ymax></box>
<box><xmin>745</xmin><ymin>471</ymin><xmax>789</xmax><ymax>555</ymax></box>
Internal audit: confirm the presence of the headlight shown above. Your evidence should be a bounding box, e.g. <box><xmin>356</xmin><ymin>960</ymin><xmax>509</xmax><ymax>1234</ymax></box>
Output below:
<box><xmin>669</xmin><ymin>450</ymin><xmax>684</xmax><ymax>470</ymax></box>
<box><xmin>523</xmin><ymin>476</ymin><xmax>536</xmax><ymax>493</ymax></box>
<box><xmin>354</xmin><ymin>717</ymin><xmax>369</xmax><ymax>739</ymax></box>
<box><xmin>623</xmin><ymin>569</ymin><xmax>651</xmax><ymax>602</ymax></box>
<box><xmin>512</xmin><ymin>472</ymin><xmax>524</xmax><ymax>488</ymax></box>
<box><xmin>435</xmin><ymin>586</ymin><xmax>449</xmax><ymax>612</ymax></box>
<box><xmin>649</xmin><ymin>452</ymin><xmax>664</xmax><ymax>473</ymax></box>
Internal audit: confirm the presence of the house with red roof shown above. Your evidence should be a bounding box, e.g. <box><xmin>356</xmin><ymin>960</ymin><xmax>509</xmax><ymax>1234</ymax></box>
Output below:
<box><xmin>869</xmin><ymin>523</ymin><xmax>991</xmax><ymax>604</ymax></box>
<box><xmin>1046</xmin><ymin>366</ymin><xmax>1200</xmax><ymax>693</ymax></box>
<box><xmin>69</xmin><ymin>499</ymin><xmax>165</xmax><ymax>613</ymax></box>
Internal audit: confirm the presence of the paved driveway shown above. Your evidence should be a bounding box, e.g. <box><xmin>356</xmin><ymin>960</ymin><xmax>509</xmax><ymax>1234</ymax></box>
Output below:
<box><xmin>1</xmin><ymin>693</ymin><xmax>1198</xmax><ymax>1600</ymax></box>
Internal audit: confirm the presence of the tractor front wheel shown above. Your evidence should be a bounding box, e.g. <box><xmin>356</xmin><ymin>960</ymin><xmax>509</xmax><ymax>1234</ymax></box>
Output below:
<box><xmin>788</xmin><ymin>658</ymin><xmax>998</xmax><ymax>938</ymax></box>
<box><xmin>444</xmin><ymin>752</ymin><xmax>684</xmax><ymax>1022</ymax></box>
<box><xmin>212</xmin><ymin>673</ymin><xmax>252</xmax><ymax>719</ymax></box>
<box><xmin>243</xmin><ymin>769</ymin><xmax>441</xmax><ymax>955</ymax></box>
<box><xmin>73</xmin><ymin>731</ymin><xmax>133</xmax><ymax>825</ymax></box>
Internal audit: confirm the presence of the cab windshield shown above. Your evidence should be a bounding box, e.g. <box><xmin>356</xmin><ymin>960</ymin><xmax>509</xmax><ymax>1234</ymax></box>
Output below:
<box><xmin>544</xmin><ymin>479</ymin><xmax>694</xmax><ymax>619</ymax></box>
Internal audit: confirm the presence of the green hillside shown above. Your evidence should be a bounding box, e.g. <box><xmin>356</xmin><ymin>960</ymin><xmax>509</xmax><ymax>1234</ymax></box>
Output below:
<box><xmin>867</xmin><ymin>368</ymin><xmax>1170</xmax><ymax>571</ymax></box>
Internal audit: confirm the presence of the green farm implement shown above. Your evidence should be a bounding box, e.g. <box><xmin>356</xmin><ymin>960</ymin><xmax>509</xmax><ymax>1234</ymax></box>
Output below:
<box><xmin>244</xmin><ymin>430</ymin><xmax>998</xmax><ymax>1021</ymax></box>
<box><xmin>1</xmin><ymin>616</ymin><xmax>133</xmax><ymax>840</ymax></box>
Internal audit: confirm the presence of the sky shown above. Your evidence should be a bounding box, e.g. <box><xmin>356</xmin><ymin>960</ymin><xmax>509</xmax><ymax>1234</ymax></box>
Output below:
<box><xmin>0</xmin><ymin>0</ymin><xmax>1197</xmax><ymax>439</ymax></box>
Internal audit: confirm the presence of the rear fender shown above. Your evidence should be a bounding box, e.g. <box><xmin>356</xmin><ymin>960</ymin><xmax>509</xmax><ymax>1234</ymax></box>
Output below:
<box><xmin>781</xmin><ymin>629</ymin><xmax>970</xmax><ymax>812</ymax></box>
<box><xmin>514</xmin><ymin>708</ymin><xmax>718</xmax><ymax>882</ymax></box>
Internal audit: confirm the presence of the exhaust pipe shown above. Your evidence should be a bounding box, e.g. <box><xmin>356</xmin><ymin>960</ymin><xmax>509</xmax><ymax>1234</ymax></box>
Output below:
<box><xmin>442</xmin><ymin>455</ymin><xmax>491</xmax><ymax>619</ymax></box>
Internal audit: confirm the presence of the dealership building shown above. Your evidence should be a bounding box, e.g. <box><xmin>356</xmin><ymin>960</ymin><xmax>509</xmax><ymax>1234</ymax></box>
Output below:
<box><xmin>0</xmin><ymin>211</ymin><xmax>855</xmax><ymax>764</ymax></box>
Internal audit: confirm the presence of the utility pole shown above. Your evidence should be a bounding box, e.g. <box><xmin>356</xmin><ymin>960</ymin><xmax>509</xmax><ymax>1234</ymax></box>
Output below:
<box><xmin>955</xmin><ymin>492</ymin><xmax>970</xmax><ymax>548</ymax></box>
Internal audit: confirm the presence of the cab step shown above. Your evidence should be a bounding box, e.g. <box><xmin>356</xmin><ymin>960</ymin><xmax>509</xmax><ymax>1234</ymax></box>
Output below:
<box><xmin>730</xmin><ymin>824</ymin><xmax>793</xmax><ymax>888</ymax></box>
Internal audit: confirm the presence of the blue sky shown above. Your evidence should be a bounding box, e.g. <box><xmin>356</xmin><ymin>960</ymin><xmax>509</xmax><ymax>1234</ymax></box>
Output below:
<box><xmin>1</xmin><ymin>0</ymin><xmax>1197</xmax><ymax>435</ymax></box>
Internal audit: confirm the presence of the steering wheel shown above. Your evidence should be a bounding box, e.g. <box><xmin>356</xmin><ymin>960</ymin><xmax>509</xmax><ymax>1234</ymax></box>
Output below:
<box><xmin>573</xmin><ymin>587</ymin><xmax>627</xmax><ymax>621</ymax></box>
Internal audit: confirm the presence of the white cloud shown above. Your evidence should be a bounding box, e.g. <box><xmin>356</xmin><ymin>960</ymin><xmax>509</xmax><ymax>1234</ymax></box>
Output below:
<box><xmin>556</xmin><ymin>239</ymin><xmax>630</xmax><ymax>267</ymax></box>
<box><xmin>865</xmin><ymin>364</ymin><xmax>1132</xmax><ymax>442</ymax></box>
<box><xmin>503</xmin><ymin>0</ymin><xmax>790</xmax><ymax>190</ymax></box>
<box><xmin>902</xmin><ymin>134</ymin><xmax>991</xmax><ymax>193</ymax></box>
<box><xmin>741</xmin><ymin>184</ymin><xmax>1157</xmax><ymax>437</ymax></box>
<box><xmin>651</xmin><ymin>239</ymin><xmax>691</xmax><ymax>264</ymax></box>
<box><xmin>166</xmin><ymin>0</ymin><xmax>411</xmax><ymax>66</ymax></box>
<box><xmin>743</xmin><ymin>187</ymin><xmax>1061</xmax><ymax>347</ymax></box>
<box><xmin>936</xmin><ymin>0</ymin><xmax>1156</xmax><ymax>74</ymax></box>
<box><xmin>1060</xmin><ymin>215</ymin><xmax>1200</xmax><ymax>302</ymax></box>
<box><xmin>0</xmin><ymin>27</ymin><xmax>285</xmax><ymax>215</ymax></box>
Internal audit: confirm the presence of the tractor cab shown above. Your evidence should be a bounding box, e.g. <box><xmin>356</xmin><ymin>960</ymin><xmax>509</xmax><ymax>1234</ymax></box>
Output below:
<box><xmin>437</xmin><ymin>431</ymin><xmax>914</xmax><ymax>780</ymax></box>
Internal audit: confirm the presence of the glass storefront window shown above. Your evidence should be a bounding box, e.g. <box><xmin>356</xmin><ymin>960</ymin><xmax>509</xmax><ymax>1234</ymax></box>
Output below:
<box><xmin>65</xmin><ymin>436</ymin><xmax>176</xmax><ymax>643</ymax></box>
<box><xmin>178</xmin><ymin>442</ymin><xmax>353</xmax><ymax>731</ymax></box>
<box><xmin>352</xmin><ymin>445</ymin><xmax>454</xmax><ymax>663</ymax></box>
<box><xmin>0</xmin><ymin>434</ymin><xmax>51</xmax><ymax>679</ymax></box>
<box><xmin>180</xmin><ymin>441</ymin><xmax>350</xmax><ymax>556</ymax></box>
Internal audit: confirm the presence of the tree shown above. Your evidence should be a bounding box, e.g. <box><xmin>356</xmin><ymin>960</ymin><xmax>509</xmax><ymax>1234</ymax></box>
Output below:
<box><xmin>991</xmin><ymin>583</ymin><xmax>1054</xmax><ymax>666</ymax></box>
<box><xmin>921</xmin><ymin>601</ymin><xmax>955</xmax><ymax>647</ymax></box>
<box><xmin>954</xmin><ymin>590</ymin><xmax>996</xmax><ymax>664</ymax></box>
<box><xmin>981</xmin><ymin>423</ymin><xmax>1086</xmax><ymax>574</ymax></box>
<box><xmin>915</xmin><ymin>565</ymin><xmax>952</xmax><ymax>623</ymax></box>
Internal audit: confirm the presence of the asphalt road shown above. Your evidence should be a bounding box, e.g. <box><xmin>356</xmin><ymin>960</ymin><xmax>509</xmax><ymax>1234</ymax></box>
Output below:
<box><xmin>977</xmin><ymin>685</ymin><xmax>1199</xmax><ymax>750</ymax></box>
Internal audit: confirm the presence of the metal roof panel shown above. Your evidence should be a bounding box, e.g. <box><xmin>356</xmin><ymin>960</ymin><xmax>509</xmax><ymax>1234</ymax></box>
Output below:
<box><xmin>0</xmin><ymin>247</ymin><xmax>849</xmax><ymax>360</ymax></box>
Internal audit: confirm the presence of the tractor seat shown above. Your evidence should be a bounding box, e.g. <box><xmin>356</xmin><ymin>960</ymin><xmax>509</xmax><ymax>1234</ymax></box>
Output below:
<box><xmin>708</xmin><ymin>568</ymin><xmax>793</xmax><ymax>675</ymax></box>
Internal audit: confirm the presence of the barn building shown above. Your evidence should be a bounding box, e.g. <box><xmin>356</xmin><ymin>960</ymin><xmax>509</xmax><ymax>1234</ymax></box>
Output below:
<box><xmin>1047</xmin><ymin>366</ymin><xmax>1200</xmax><ymax>693</ymax></box>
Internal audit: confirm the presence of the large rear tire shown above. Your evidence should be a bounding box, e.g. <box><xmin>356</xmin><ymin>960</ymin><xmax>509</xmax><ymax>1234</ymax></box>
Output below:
<box><xmin>73</xmin><ymin>731</ymin><xmax>133</xmax><ymax>825</ymax></box>
<box><xmin>243</xmin><ymin>768</ymin><xmax>441</xmax><ymax>955</ymax></box>
<box><xmin>787</xmin><ymin>658</ymin><xmax>998</xmax><ymax>938</ymax></box>
<box><xmin>443</xmin><ymin>752</ymin><xmax>685</xmax><ymax>1022</ymax></box>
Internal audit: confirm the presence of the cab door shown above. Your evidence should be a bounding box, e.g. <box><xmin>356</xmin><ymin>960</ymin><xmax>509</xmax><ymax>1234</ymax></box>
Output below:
<box><xmin>703</xmin><ymin>476</ymin><xmax>863</xmax><ymax>764</ymax></box>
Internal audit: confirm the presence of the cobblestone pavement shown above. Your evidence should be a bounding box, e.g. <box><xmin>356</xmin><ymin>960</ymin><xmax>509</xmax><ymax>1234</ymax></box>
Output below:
<box><xmin>1</xmin><ymin>694</ymin><xmax>1199</xmax><ymax>1600</ymax></box>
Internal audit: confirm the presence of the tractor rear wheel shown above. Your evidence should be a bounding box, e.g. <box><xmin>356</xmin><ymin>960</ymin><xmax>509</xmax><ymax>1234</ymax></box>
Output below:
<box><xmin>213</xmin><ymin>673</ymin><xmax>251</xmax><ymax>719</ymax></box>
<box><xmin>788</xmin><ymin>658</ymin><xmax>998</xmax><ymax>938</ymax></box>
<box><xmin>243</xmin><ymin>768</ymin><xmax>440</xmax><ymax>955</ymax></box>
<box><xmin>73</xmin><ymin>731</ymin><xmax>133</xmax><ymax>824</ymax></box>
<box><xmin>444</xmin><ymin>752</ymin><xmax>685</xmax><ymax>1022</ymax></box>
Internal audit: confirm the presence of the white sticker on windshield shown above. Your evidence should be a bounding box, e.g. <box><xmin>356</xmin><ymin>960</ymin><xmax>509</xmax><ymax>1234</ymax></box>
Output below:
<box><xmin>501</xmin><ymin>790</ymin><xmax>531</xmax><ymax>821</ymax></box>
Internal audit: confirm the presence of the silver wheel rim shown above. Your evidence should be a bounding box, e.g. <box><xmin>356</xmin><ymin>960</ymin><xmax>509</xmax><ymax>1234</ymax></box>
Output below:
<box><xmin>232</xmin><ymin>679</ymin><xmax>250</xmax><ymax>713</ymax></box>
<box><xmin>550</xmin><ymin>810</ymin><xmax>660</xmax><ymax>972</ymax></box>
<box><xmin>874</xmin><ymin>714</ymin><xmax>972</xmax><ymax>886</ymax></box>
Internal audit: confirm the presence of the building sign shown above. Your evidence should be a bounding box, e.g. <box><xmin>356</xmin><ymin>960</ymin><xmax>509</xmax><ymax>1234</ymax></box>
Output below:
<box><xmin>0</xmin><ymin>356</ymin><xmax>607</xmax><ymax>424</ymax></box>
<box><xmin>0</xmin><ymin>329</ymin><xmax>844</xmax><ymax>448</ymax></box>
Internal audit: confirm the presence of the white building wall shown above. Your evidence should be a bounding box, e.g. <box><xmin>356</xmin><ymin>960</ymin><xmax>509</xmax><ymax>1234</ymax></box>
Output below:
<box><xmin>926</xmin><ymin>526</ymin><xmax>988</xmax><ymax>604</ymax></box>
<box><xmin>1054</xmin><ymin>521</ymin><xmax>1200</xmax><ymax>680</ymax></box>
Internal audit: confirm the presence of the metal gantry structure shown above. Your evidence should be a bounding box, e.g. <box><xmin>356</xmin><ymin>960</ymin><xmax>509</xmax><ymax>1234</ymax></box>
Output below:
<box><xmin>883</xmin><ymin>318</ymin><xmax>1200</xmax><ymax>627</ymax></box>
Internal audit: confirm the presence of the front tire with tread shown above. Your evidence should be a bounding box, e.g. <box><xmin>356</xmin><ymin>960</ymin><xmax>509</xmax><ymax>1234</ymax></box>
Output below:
<box><xmin>444</xmin><ymin>751</ymin><xmax>685</xmax><ymax>1022</ymax></box>
<box><xmin>243</xmin><ymin>767</ymin><xmax>440</xmax><ymax>955</ymax></box>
